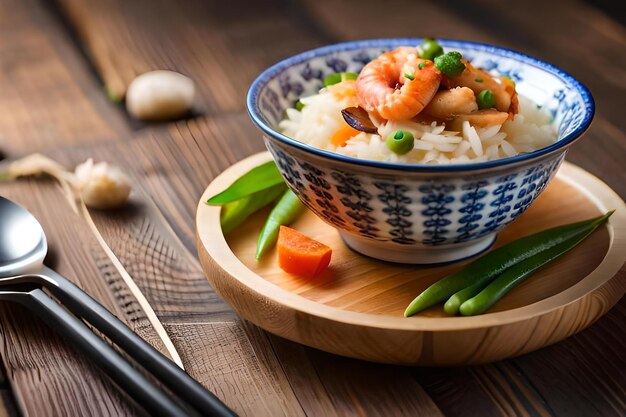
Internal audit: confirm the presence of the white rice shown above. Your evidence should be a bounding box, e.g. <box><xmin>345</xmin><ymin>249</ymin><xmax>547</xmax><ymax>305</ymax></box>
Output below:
<box><xmin>279</xmin><ymin>89</ymin><xmax>556</xmax><ymax>165</ymax></box>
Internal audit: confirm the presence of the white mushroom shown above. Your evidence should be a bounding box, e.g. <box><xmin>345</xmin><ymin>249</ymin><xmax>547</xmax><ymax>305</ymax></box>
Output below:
<box><xmin>74</xmin><ymin>159</ymin><xmax>132</xmax><ymax>209</ymax></box>
<box><xmin>126</xmin><ymin>70</ymin><xmax>195</xmax><ymax>121</ymax></box>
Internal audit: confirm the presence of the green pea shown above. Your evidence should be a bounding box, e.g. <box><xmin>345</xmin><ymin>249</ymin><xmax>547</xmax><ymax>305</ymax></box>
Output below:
<box><xmin>477</xmin><ymin>90</ymin><xmax>495</xmax><ymax>109</ymax></box>
<box><xmin>386</xmin><ymin>131</ymin><xmax>414</xmax><ymax>155</ymax></box>
<box><xmin>419</xmin><ymin>38</ymin><xmax>444</xmax><ymax>61</ymax></box>
<box><xmin>434</xmin><ymin>51</ymin><xmax>465</xmax><ymax>77</ymax></box>
<box><xmin>323</xmin><ymin>72</ymin><xmax>358</xmax><ymax>87</ymax></box>
<box><xmin>295</xmin><ymin>100</ymin><xmax>305</xmax><ymax>111</ymax></box>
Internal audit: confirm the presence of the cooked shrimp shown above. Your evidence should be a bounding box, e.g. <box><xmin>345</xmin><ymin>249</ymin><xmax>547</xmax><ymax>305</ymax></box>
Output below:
<box><xmin>422</xmin><ymin>87</ymin><xmax>478</xmax><ymax>120</ymax></box>
<box><xmin>356</xmin><ymin>47</ymin><xmax>441</xmax><ymax>120</ymax></box>
<box><xmin>449</xmin><ymin>109</ymin><xmax>509</xmax><ymax>131</ymax></box>
<box><xmin>500</xmin><ymin>76</ymin><xmax>519</xmax><ymax>116</ymax></box>
<box><xmin>443</xmin><ymin>59</ymin><xmax>516</xmax><ymax>115</ymax></box>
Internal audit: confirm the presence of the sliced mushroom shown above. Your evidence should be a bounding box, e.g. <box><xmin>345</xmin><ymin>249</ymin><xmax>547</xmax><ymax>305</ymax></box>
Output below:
<box><xmin>341</xmin><ymin>107</ymin><xmax>378</xmax><ymax>133</ymax></box>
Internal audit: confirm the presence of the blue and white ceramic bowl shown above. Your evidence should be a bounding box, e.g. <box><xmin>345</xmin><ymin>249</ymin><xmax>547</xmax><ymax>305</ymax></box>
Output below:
<box><xmin>247</xmin><ymin>39</ymin><xmax>594</xmax><ymax>264</ymax></box>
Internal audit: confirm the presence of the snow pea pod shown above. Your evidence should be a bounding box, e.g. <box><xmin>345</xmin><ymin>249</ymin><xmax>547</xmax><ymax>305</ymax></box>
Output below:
<box><xmin>404</xmin><ymin>211</ymin><xmax>614</xmax><ymax>317</ymax></box>
<box><xmin>459</xmin><ymin>211</ymin><xmax>611</xmax><ymax>315</ymax></box>
<box><xmin>323</xmin><ymin>72</ymin><xmax>358</xmax><ymax>87</ymax></box>
<box><xmin>256</xmin><ymin>189</ymin><xmax>305</xmax><ymax>259</ymax></box>
<box><xmin>207</xmin><ymin>161</ymin><xmax>284</xmax><ymax>205</ymax></box>
<box><xmin>220</xmin><ymin>184</ymin><xmax>286</xmax><ymax>234</ymax></box>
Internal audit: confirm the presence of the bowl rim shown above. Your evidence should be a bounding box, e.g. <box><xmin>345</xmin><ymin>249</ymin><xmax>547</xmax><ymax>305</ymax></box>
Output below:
<box><xmin>246</xmin><ymin>38</ymin><xmax>595</xmax><ymax>173</ymax></box>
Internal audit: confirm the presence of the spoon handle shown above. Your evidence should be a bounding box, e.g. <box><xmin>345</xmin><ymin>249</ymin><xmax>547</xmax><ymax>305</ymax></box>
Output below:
<box><xmin>15</xmin><ymin>288</ymin><xmax>192</xmax><ymax>417</ymax></box>
<box><xmin>39</xmin><ymin>267</ymin><xmax>237</xmax><ymax>417</ymax></box>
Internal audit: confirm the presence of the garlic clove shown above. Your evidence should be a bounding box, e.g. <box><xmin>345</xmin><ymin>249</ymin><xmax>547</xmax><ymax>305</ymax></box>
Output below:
<box><xmin>126</xmin><ymin>70</ymin><xmax>195</xmax><ymax>121</ymax></box>
<box><xmin>75</xmin><ymin>159</ymin><xmax>132</xmax><ymax>210</ymax></box>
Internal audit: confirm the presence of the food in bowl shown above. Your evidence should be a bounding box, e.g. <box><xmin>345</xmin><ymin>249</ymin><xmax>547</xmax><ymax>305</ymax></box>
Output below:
<box><xmin>247</xmin><ymin>38</ymin><xmax>594</xmax><ymax>264</ymax></box>
<box><xmin>279</xmin><ymin>39</ymin><xmax>556</xmax><ymax>165</ymax></box>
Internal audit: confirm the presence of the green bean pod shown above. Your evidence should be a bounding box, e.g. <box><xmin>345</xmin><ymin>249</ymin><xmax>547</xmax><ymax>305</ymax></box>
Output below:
<box><xmin>459</xmin><ymin>212</ymin><xmax>611</xmax><ymax>316</ymax></box>
<box><xmin>404</xmin><ymin>211</ymin><xmax>614</xmax><ymax>317</ymax></box>
<box><xmin>255</xmin><ymin>189</ymin><xmax>306</xmax><ymax>259</ymax></box>
<box><xmin>220</xmin><ymin>184</ymin><xmax>286</xmax><ymax>235</ymax></box>
<box><xmin>443</xmin><ymin>280</ymin><xmax>485</xmax><ymax>315</ymax></box>
<box><xmin>207</xmin><ymin>161</ymin><xmax>284</xmax><ymax>205</ymax></box>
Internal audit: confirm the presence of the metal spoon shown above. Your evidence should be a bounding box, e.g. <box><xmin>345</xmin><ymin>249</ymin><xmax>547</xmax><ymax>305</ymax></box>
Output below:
<box><xmin>0</xmin><ymin>196</ymin><xmax>47</xmax><ymax>277</ymax></box>
<box><xmin>0</xmin><ymin>196</ymin><xmax>236</xmax><ymax>417</ymax></box>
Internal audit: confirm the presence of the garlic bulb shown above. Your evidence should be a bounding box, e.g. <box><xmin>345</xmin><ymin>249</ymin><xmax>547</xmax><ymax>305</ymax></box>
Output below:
<box><xmin>126</xmin><ymin>70</ymin><xmax>195</xmax><ymax>121</ymax></box>
<box><xmin>74</xmin><ymin>159</ymin><xmax>132</xmax><ymax>209</ymax></box>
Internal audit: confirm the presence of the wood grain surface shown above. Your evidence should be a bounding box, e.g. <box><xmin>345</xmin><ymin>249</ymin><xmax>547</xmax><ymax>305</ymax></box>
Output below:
<box><xmin>198</xmin><ymin>155</ymin><xmax>625</xmax><ymax>365</ymax></box>
<box><xmin>218</xmin><ymin>168</ymin><xmax>617</xmax><ymax>317</ymax></box>
<box><xmin>0</xmin><ymin>0</ymin><xmax>623</xmax><ymax>415</ymax></box>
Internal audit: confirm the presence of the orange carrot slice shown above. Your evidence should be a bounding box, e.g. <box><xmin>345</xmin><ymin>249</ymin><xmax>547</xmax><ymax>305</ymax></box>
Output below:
<box><xmin>277</xmin><ymin>226</ymin><xmax>332</xmax><ymax>277</ymax></box>
<box><xmin>327</xmin><ymin>79</ymin><xmax>357</xmax><ymax>102</ymax></box>
<box><xmin>330</xmin><ymin>124</ymin><xmax>360</xmax><ymax>147</ymax></box>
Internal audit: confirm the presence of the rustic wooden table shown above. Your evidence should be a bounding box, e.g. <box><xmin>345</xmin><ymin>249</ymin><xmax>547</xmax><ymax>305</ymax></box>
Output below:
<box><xmin>0</xmin><ymin>0</ymin><xmax>623</xmax><ymax>416</ymax></box>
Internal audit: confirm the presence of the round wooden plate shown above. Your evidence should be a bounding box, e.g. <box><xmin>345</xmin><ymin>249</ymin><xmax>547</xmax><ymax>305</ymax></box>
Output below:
<box><xmin>196</xmin><ymin>152</ymin><xmax>626</xmax><ymax>366</ymax></box>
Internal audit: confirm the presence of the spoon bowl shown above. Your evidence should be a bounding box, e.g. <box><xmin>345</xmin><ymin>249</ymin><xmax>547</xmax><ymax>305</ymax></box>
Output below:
<box><xmin>0</xmin><ymin>197</ymin><xmax>47</xmax><ymax>277</ymax></box>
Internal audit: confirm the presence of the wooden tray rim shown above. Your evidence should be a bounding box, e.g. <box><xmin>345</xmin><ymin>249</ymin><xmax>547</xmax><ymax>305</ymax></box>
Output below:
<box><xmin>197</xmin><ymin>152</ymin><xmax>626</xmax><ymax>332</ymax></box>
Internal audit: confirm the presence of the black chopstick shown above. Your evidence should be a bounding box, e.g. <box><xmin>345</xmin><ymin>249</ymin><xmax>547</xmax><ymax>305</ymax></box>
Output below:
<box><xmin>37</xmin><ymin>267</ymin><xmax>237</xmax><ymax>417</ymax></box>
<box><xmin>6</xmin><ymin>287</ymin><xmax>192</xmax><ymax>416</ymax></box>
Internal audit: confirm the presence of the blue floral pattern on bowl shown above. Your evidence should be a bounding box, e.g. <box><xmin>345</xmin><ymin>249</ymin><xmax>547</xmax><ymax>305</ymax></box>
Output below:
<box><xmin>248</xmin><ymin>39</ymin><xmax>594</xmax><ymax>264</ymax></box>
